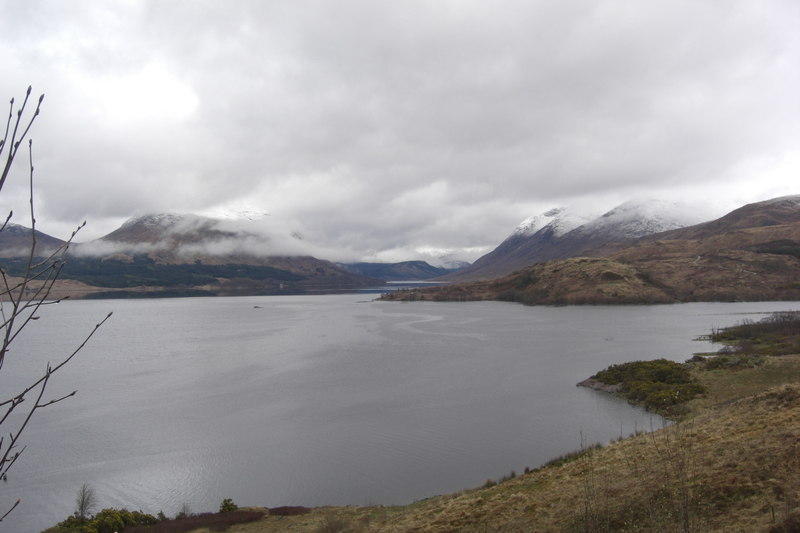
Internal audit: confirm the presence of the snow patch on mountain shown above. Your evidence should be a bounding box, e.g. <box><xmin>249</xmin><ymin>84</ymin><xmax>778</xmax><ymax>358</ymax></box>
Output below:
<box><xmin>513</xmin><ymin>207</ymin><xmax>596</xmax><ymax>238</ymax></box>
<box><xmin>121</xmin><ymin>213</ymin><xmax>190</xmax><ymax>229</ymax></box>
<box><xmin>759</xmin><ymin>195</ymin><xmax>800</xmax><ymax>208</ymax></box>
<box><xmin>577</xmin><ymin>199</ymin><xmax>708</xmax><ymax>239</ymax></box>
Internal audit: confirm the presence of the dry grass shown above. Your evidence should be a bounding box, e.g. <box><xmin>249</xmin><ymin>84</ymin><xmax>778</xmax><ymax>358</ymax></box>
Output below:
<box><xmin>685</xmin><ymin>354</ymin><xmax>800</xmax><ymax>416</ymax></box>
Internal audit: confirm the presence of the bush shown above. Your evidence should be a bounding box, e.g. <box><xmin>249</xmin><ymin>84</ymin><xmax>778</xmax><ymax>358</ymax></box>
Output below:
<box><xmin>219</xmin><ymin>498</ymin><xmax>238</xmax><ymax>513</ymax></box>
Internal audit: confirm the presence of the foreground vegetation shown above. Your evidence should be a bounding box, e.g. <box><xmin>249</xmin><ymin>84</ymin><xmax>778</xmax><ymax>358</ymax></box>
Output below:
<box><xmin>43</xmin><ymin>498</ymin><xmax>264</xmax><ymax>533</ymax></box>
<box><xmin>43</xmin><ymin>312</ymin><xmax>800</xmax><ymax>532</ymax></box>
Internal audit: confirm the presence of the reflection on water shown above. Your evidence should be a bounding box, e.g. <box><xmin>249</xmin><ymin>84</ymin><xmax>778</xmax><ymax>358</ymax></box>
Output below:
<box><xmin>4</xmin><ymin>295</ymin><xmax>798</xmax><ymax>532</ymax></box>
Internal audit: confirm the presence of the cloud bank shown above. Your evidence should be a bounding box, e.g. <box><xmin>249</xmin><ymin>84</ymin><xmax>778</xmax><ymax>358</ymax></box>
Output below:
<box><xmin>1</xmin><ymin>0</ymin><xmax>798</xmax><ymax>263</ymax></box>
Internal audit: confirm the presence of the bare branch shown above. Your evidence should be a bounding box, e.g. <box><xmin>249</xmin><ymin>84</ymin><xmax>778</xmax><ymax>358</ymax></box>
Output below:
<box><xmin>0</xmin><ymin>365</ymin><xmax>51</xmax><ymax>476</ymax></box>
<box><xmin>37</xmin><ymin>390</ymin><xmax>77</xmax><ymax>409</ymax></box>
<box><xmin>0</xmin><ymin>87</ymin><xmax>109</xmax><ymax>523</ymax></box>
<box><xmin>0</xmin><ymin>311</ymin><xmax>112</xmax><ymax>412</ymax></box>
<box><xmin>0</xmin><ymin>211</ymin><xmax>11</xmax><ymax>233</ymax></box>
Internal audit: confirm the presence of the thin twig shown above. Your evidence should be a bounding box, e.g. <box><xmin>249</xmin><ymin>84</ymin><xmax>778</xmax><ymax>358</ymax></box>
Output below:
<box><xmin>0</xmin><ymin>498</ymin><xmax>21</xmax><ymax>522</ymax></box>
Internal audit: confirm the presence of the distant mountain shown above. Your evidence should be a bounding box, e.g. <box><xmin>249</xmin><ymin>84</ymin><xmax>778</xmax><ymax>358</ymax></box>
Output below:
<box><xmin>0</xmin><ymin>223</ymin><xmax>68</xmax><ymax>257</ymax></box>
<box><xmin>446</xmin><ymin>199</ymin><xmax>709</xmax><ymax>281</ymax></box>
<box><xmin>340</xmin><ymin>260</ymin><xmax>459</xmax><ymax>281</ymax></box>
<box><xmin>1</xmin><ymin>213</ymin><xmax>382</xmax><ymax>298</ymax></box>
<box><xmin>384</xmin><ymin>195</ymin><xmax>800</xmax><ymax>305</ymax></box>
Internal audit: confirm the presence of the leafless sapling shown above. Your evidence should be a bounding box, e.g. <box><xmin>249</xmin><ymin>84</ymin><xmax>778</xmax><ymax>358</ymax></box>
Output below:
<box><xmin>0</xmin><ymin>86</ymin><xmax>112</xmax><ymax>522</ymax></box>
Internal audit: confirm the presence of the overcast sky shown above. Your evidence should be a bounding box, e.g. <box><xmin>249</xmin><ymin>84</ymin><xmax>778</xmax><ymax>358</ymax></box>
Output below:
<box><xmin>1</xmin><ymin>0</ymin><xmax>798</xmax><ymax>264</ymax></box>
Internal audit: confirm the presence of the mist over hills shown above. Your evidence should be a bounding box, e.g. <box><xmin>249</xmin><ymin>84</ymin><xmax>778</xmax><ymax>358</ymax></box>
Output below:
<box><xmin>0</xmin><ymin>212</ymin><xmax>459</xmax><ymax>298</ymax></box>
<box><xmin>0</xmin><ymin>213</ymin><xmax>384</xmax><ymax>298</ymax></box>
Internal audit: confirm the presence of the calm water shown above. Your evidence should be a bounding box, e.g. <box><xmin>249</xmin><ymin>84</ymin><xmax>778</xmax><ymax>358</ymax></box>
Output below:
<box><xmin>2</xmin><ymin>295</ymin><xmax>798</xmax><ymax>532</ymax></box>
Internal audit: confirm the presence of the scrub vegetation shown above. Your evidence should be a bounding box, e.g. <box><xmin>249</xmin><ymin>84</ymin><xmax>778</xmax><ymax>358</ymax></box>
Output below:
<box><xmin>588</xmin><ymin>359</ymin><xmax>706</xmax><ymax>417</ymax></box>
<box><xmin>42</xmin><ymin>498</ymin><xmax>264</xmax><ymax>533</ymax></box>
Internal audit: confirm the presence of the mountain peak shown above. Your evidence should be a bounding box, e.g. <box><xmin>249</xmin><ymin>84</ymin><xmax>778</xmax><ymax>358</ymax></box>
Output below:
<box><xmin>447</xmin><ymin>198</ymin><xmax>713</xmax><ymax>281</ymax></box>
<box><xmin>513</xmin><ymin>207</ymin><xmax>595</xmax><ymax>238</ymax></box>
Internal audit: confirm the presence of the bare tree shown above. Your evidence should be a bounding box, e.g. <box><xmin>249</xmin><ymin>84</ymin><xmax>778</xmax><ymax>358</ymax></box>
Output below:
<box><xmin>74</xmin><ymin>482</ymin><xmax>97</xmax><ymax>521</ymax></box>
<box><xmin>0</xmin><ymin>86</ymin><xmax>112</xmax><ymax>522</ymax></box>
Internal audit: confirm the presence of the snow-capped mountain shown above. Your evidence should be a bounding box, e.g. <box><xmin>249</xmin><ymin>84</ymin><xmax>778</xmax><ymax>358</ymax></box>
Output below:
<box><xmin>99</xmin><ymin>213</ymin><xmax>232</xmax><ymax>247</ymax></box>
<box><xmin>388</xmin><ymin>194</ymin><xmax>800</xmax><ymax>305</ymax></box>
<box><xmin>446</xmin><ymin>199</ymin><xmax>713</xmax><ymax>281</ymax></box>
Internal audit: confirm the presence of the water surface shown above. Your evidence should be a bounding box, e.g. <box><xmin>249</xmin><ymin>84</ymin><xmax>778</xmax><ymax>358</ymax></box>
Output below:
<box><xmin>3</xmin><ymin>295</ymin><xmax>797</xmax><ymax>531</ymax></box>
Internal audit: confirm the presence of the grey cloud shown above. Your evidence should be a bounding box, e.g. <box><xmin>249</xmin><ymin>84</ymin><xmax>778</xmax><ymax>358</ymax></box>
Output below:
<box><xmin>1</xmin><ymin>0</ymin><xmax>798</xmax><ymax>262</ymax></box>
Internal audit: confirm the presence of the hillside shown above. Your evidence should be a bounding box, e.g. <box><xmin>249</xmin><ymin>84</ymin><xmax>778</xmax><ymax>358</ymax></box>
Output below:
<box><xmin>385</xmin><ymin>196</ymin><xmax>800</xmax><ymax>305</ymax></box>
